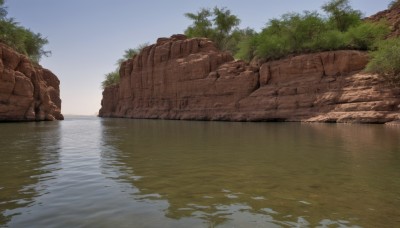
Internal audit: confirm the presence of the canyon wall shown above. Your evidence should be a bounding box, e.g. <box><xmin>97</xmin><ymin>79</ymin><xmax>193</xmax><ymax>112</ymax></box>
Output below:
<box><xmin>0</xmin><ymin>43</ymin><xmax>63</xmax><ymax>121</ymax></box>
<box><xmin>99</xmin><ymin>35</ymin><xmax>400</xmax><ymax>123</ymax></box>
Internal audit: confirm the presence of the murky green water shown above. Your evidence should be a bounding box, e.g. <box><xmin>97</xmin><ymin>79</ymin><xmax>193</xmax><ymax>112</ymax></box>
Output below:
<box><xmin>0</xmin><ymin>117</ymin><xmax>400</xmax><ymax>227</ymax></box>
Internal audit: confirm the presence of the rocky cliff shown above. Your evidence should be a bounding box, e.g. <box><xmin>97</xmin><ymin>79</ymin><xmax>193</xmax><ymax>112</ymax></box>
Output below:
<box><xmin>99</xmin><ymin>34</ymin><xmax>400</xmax><ymax>123</ymax></box>
<box><xmin>368</xmin><ymin>2</ymin><xmax>400</xmax><ymax>38</ymax></box>
<box><xmin>0</xmin><ymin>43</ymin><xmax>63</xmax><ymax>121</ymax></box>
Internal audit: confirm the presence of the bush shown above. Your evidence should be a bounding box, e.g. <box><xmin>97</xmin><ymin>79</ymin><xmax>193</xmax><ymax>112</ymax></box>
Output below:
<box><xmin>101</xmin><ymin>70</ymin><xmax>120</xmax><ymax>89</ymax></box>
<box><xmin>366</xmin><ymin>38</ymin><xmax>400</xmax><ymax>86</ymax></box>
<box><xmin>235</xmin><ymin>0</ymin><xmax>390</xmax><ymax>61</ymax></box>
<box><xmin>345</xmin><ymin>22</ymin><xmax>390</xmax><ymax>50</ymax></box>
<box><xmin>322</xmin><ymin>0</ymin><xmax>363</xmax><ymax>32</ymax></box>
<box><xmin>234</xmin><ymin>34</ymin><xmax>258</xmax><ymax>61</ymax></box>
<box><xmin>250</xmin><ymin>11</ymin><xmax>329</xmax><ymax>60</ymax></box>
<box><xmin>311</xmin><ymin>30</ymin><xmax>347</xmax><ymax>51</ymax></box>
<box><xmin>0</xmin><ymin>2</ymin><xmax>50</xmax><ymax>62</ymax></box>
<box><xmin>184</xmin><ymin>7</ymin><xmax>244</xmax><ymax>54</ymax></box>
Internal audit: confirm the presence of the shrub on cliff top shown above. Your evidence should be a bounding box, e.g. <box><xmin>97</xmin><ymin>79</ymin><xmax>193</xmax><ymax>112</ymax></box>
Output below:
<box><xmin>322</xmin><ymin>0</ymin><xmax>362</xmax><ymax>32</ymax></box>
<box><xmin>366</xmin><ymin>38</ymin><xmax>400</xmax><ymax>86</ymax></box>
<box><xmin>185</xmin><ymin>7</ymin><xmax>254</xmax><ymax>54</ymax></box>
<box><xmin>102</xmin><ymin>70</ymin><xmax>120</xmax><ymax>89</ymax></box>
<box><xmin>0</xmin><ymin>1</ymin><xmax>50</xmax><ymax>62</ymax></box>
<box><xmin>102</xmin><ymin>43</ymin><xmax>149</xmax><ymax>89</ymax></box>
<box><xmin>236</xmin><ymin>0</ymin><xmax>390</xmax><ymax>61</ymax></box>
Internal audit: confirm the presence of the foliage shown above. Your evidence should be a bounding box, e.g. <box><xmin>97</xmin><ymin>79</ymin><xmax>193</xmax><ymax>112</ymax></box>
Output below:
<box><xmin>102</xmin><ymin>43</ymin><xmax>149</xmax><ymax>89</ymax></box>
<box><xmin>249</xmin><ymin>11</ymin><xmax>331</xmax><ymax>60</ymax></box>
<box><xmin>366</xmin><ymin>38</ymin><xmax>400</xmax><ymax>86</ymax></box>
<box><xmin>184</xmin><ymin>7</ymin><xmax>243</xmax><ymax>53</ymax></box>
<box><xmin>234</xmin><ymin>29</ymin><xmax>258</xmax><ymax>61</ymax></box>
<box><xmin>0</xmin><ymin>0</ymin><xmax>6</xmax><ymax>19</ymax></box>
<box><xmin>101</xmin><ymin>70</ymin><xmax>120</xmax><ymax>89</ymax></box>
<box><xmin>345</xmin><ymin>21</ymin><xmax>390</xmax><ymax>50</ymax></box>
<box><xmin>116</xmin><ymin>43</ymin><xmax>149</xmax><ymax>66</ymax></box>
<box><xmin>322</xmin><ymin>0</ymin><xmax>362</xmax><ymax>32</ymax></box>
<box><xmin>236</xmin><ymin>0</ymin><xmax>390</xmax><ymax>61</ymax></box>
<box><xmin>0</xmin><ymin>1</ymin><xmax>50</xmax><ymax>62</ymax></box>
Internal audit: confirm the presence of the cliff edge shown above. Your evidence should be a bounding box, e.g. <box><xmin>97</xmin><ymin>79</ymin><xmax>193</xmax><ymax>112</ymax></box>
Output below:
<box><xmin>0</xmin><ymin>43</ymin><xmax>63</xmax><ymax>121</ymax></box>
<box><xmin>99</xmin><ymin>34</ymin><xmax>400</xmax><ymax>123</ymax></box>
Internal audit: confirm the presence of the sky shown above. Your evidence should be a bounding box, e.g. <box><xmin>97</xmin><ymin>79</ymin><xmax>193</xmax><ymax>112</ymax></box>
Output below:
<box><xmin>5</xmin><ymin>0</ymin><xmax>393</xmax><ymax>115</ymax></box>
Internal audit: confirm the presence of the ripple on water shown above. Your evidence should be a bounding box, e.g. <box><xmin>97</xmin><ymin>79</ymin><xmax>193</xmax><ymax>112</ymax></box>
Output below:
<box><xmin>1</xmin><ymin>117</ymin><xmax>400</xmax><ymax>227</ymax></box>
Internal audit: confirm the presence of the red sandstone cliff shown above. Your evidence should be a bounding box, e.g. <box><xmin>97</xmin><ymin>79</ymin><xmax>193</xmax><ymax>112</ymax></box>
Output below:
<box><xmin>0</xmin><ymin>43</ymin><xmax>63</xmax><ymax>121</ymax></box>
<box><xmin>99</xmin><ymin>34</ymin><xmax>400</xmax><ymax>123</ymax></box>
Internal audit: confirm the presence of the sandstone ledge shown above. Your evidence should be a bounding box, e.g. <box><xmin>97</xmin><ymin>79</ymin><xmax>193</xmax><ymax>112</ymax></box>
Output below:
<box><xmin>0</xmin><ymin>43</ymin><xmax>63</xmax><ymax>121</ymax></box>
<box><xmin>99</xmin><ymin>35</ymin><xmax>400</xmax><ymax>124</ymax></box>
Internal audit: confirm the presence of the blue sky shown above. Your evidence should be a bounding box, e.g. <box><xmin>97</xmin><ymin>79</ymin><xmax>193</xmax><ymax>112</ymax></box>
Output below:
<box><xmin>6</xmin><ymin>0</ymin><xmax>392</xmax><ymax>115</ymax></box>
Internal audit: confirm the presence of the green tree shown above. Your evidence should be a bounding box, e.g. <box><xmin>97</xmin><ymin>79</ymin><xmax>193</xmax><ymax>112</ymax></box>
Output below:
<box><xmin>0</xmin><ymin>0</ymin><xmax>7</xmax><ymax>19</ymax></box>
<box><xmin>236</xmin><ymin>0</ymin><xmax>390</xmax><ymax>61</ymax></box>
<box><xmin>322</xmin><ymin>0</ymin><xmax>362</xmax><ymax>32</ymax></box>
<box><xmin>184</xmin><ymin>7</ymin><xmax>241</xmax><ymax>53</ymax></box>
<box><xmin>366</xmin><ymin>38</ymin><xmax>400</xmax><ymax>86</ymax></box>
<box><xmin>0</xmin><ymin>0</ymin><xmax>50</xmax><ymax>62</ymax></box>
<box><xmin>233</xmin><ymin>28</ymin><xmax>258</xmax><ymax>61</ymax></box>
<box><xmin>184</xmin><ymin>8</ymin><xmax>213</xmax><ymax>38</ymax></box>
<box><xmin>211</xmin><ymin>7</ymin><xmax>240</xmax><ymax>50</ymax></box>
<box><xmin>101</xmin><ymin>70</ymin><xmax>120</xmax><ymax>89</ymax></box>
<box><xmin>345</xmin><ymin>21</ymin><xmax>390</xmax><ymax>50</ymax></box>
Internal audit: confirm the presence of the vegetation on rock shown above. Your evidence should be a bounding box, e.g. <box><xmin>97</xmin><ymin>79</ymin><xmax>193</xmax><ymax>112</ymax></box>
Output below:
<box><xmin>366</xmin><ymin>38</ymin><xmax>400</xmax><ymax>86</ymax></box>
<box><xmin>0</xmin><ymin>0</ymin><xmax>50</xmax><ymax>62</ymax></box>
<box><xmin>102</xmin><ymin>43</ymin><xmax>148</xmax><ymax>89</ymax></box>
<box><xmin>102</xmin><ymin>0</ymin><xmax>398</xmax><ymax>88</ymax></box>
<box><xmin>236</xmin><ymin>0</ymin><xmax>390</xmax><ymax>61</ymax></box>
<box><xmin>184</xmin><ymin>7</ymin><xmax>255</xmax><ymax>55</ymax></box>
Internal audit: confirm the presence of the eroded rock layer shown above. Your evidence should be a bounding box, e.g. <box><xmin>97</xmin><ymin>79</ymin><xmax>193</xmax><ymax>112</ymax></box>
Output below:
<box><xmin>99</xmin><ymin>35</ymin><xmax>400</xmax><ymax>123</ymax></box>
<box><xmin>0</xmin><ymin>43</ymin><xmax>63</xmax><ymax>121</ymax></box>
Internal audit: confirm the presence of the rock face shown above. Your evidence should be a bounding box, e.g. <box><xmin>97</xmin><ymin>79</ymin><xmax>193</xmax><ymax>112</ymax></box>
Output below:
<box><xmin>0</xmin><ymin>43</ymin><xmax>63</xmax><ymax>121</ymax></box>
<box><xmin>99</xmin><ymin>35</ymin><xmax>400</xmax><ymax>123</ymax></box>
<box><xmin>368</xmin><ymin>2</ymin><xmax>400</xmax><ymax>38</ymax></box>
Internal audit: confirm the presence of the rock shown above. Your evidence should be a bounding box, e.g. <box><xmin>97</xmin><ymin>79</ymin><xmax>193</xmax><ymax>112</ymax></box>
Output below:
<box><xmin>367</xmin><ymin>2</ymin><xmax>400</xmax><ymax>38</ymax></box>
<box><xmin>99</xmin><ymin>35</ymin><xmax>400</xmax><ymax>124</ymax></box>
<box><xmin>0</xmin><ymin>43</ymin><xmax>63</xmax><ymax>121</ymax></box>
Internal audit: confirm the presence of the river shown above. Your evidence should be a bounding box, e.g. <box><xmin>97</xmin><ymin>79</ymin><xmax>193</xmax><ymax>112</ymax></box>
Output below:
<box><xmin>0</xmin><ymin>116</ymin><xmax>399</xmax><ymax>227</ymax></box>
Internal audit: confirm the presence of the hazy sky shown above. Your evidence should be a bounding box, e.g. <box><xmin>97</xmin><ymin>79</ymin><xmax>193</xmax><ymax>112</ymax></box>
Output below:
<box><xmin>6</xmin><ymin>0</ymin><xmax>392</xmax><ymax>115</ymax></box>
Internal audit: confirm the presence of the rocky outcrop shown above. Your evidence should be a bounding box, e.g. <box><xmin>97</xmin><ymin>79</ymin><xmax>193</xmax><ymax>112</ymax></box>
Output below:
<box><xmin>368</xmin><ymin>2</ymin><xmax>400</xmax><ymax>38</ymax></box>
<box><xmin>99</xmin><ymin>35</ymin><xmax>400</xmax><ymax>123</ymax></box>
<box><xmin>0</xmin><ymin>43</ymin><xmax>63</xmax><ymax>121</ymax></box>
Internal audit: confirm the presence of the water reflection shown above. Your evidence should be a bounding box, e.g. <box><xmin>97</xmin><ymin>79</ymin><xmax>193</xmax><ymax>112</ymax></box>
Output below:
<box><xmin>0</xmin><ymin>122</ymin><xmax>61</xmax><ymax>226</ymax></box>
<box><xmin>101</xmin><ymin>119</ymin><xmax>400</xmax><ymax>227</ymax></box>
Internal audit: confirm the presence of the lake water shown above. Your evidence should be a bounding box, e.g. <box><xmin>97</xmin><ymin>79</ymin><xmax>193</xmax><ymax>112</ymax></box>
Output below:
<box><xmin>0</xmin><ymin>116</ymin><xmax>400</xmax><ymax>228</ymax></box>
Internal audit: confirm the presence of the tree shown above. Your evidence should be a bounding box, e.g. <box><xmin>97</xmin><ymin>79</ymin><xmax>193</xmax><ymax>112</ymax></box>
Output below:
<box><xmin>366</xmin><ymin>38</ymin><xmax>400</xmax><ymax>86</ymax></box>
<box><xmin>184</xmin><ymin>8</ymin><xmax>213</xmax><ymax>38</ymax></box>
<box><xmin>0</xmin><ymin>0</ymin><xmax>7</xmax><ymax>19</ymax></box>
<box><xmin>322</xmin><ymin>0</ymin><xmax>362</xmax><ymax>32</ymax></box>
<box><xmin>101</xmin><ymin>70</ymin><xmax>120</xmax><ymax>89</ymax></box>
<box><xmin>184</xmin><ymin>7</ymin><xmax>241</xmax><ymax>53</ymax></box>
<box><xmin>0</xmin><ymin>0</ymin><xmax>50</xmax><ymax>62</ymax></box>
<box><xmin>211</xmin><ymin>7</ymin><xmax>240</xmax><ymax>50</ymax></box>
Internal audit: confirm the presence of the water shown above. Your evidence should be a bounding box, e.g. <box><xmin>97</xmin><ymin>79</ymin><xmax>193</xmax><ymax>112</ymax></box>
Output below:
<box><xmin>0</xmin><ymin>116</ymin><xmax>400</xmax><ymax>228</ymax></box>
